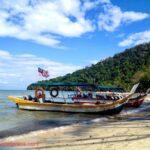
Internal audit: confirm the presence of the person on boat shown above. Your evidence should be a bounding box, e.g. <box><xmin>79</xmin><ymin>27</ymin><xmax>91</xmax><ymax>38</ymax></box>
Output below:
<box><xmin>23</xmin><ymin>95</ymin><xmax>32</xmax><ymax>101</ymax></box>
<box><xmin>24</xmin><ymin>95</ymin><xmax>38</xmax><ymax>102</ymax></box>
<box><xmin>28</xmin><ymin>95</ymin><xmax>33</xmax><ymax>101</ymax></box>
<box><xmin>23</xmin><ymin>96</ymin><xmax>28</xmax><ymax>100</ymax></box>
<box><xmin>76</xmin><ymin>86</ymin><xmax>82</xmax><ymax>98</ymax></box>
<box><xmin>83</xmin><ymin>93</ymin><xmax>88</xmax><ymax>98</ymax></box>
<box><xmin>33</xmin><ymin>97</ymin><xmax>38</xmax><ymax>102</ymax></box>
<box><xmin>87</xmin><ymin>87</ymin><xmax>93</xmax><ymax>99</ymax></box>
<box><xmin>38</xmin><ymin>93</ymin><xmax>45</xmax><ymax>103</ymax></box>
<box><xmin>88</xmin><ymin>92</ymin><xmax>93</xmax><ymax>99</ymax></box>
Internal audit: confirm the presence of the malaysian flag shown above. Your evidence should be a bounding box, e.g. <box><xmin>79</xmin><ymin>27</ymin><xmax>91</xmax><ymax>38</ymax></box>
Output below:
<box><xmin>38</xmin><ymin>67</ymin><xmax>49</xmax><ymax>78</ymax></box>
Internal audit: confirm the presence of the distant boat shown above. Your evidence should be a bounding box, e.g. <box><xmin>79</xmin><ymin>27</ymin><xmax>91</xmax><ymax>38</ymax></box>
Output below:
<box><xmin>96</xmin><ymin>83</ymin><xmax>149</xmax><ymax>108</ymax></box>
<box><xmin>125</xmin><ymin>94</ymin><xmax>147</xmax><ymax>108</ymax></box>
<box><xmin>125</xmin><ymin>86</ymin><xmax>149</xmax><ymax>108</ymax></box>
<box><xmin>8</xmin><ymin>82</ymin><xmax>133</xmax><ymax>115</ymax></box>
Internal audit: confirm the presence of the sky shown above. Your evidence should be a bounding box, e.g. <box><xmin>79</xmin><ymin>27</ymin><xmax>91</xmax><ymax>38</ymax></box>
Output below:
<box><xmin>0</xmin><ymin>0</ymin><xmax>150</xmax><ymax>90</ymax></box>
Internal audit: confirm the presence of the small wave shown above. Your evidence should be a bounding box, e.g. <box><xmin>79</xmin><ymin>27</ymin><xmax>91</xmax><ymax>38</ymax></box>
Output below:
<box><xmin>1</xmin><ymin>124</ymin><xmax>76</xmax><ymax>142</ymax></box>
<box><xmin>1</xmin><ymin>116</ymin><xmax>109</xmax><ymax>142</ymax></box>
<box><xmin>121</xmin><ymin>103</ymin><xmax>150</xmax><ymax>115</ymax></box>
<box><xmin>91</xmin><ymin>117</ymin><xmax>108</xmax><ymax>123</ymax></box>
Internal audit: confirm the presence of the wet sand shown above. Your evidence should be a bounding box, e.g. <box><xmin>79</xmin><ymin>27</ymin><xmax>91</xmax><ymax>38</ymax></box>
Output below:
<box><xmin>0</xmin><ymin>96</ymin><xmax>150</xmax><ymax>150</ymax></box>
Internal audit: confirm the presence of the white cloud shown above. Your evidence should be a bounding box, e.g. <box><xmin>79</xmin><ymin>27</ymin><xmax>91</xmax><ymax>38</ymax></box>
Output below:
<box><xmin>0</xmin><ymin>50</ymin><xmax>11</xmax><ymax>59</ymax></box>
<box><xmin>119</xmin><ymin>30</ymin><xmax>150</xmax><ymax>47</ymax></box>
<box><xmin>0</xmin><ymin>0</ymin><xmax>149</xmax><ymax>47</ymax></box>
<box><xmin>0</xmin><ymin>50</ymin><xmax>81</xmax><ymax>89</ymax></box>
<box><xmin>98</xmin><ymin>2</ymin><xmax>149</xmax><ymax>32</ymax></box>
<box><xmin>100</xmin><ymin>0</ymin><xmax>110</xmax><ymax>3</ymax></box>
<box><xmin>0</xmin><ymin>0</ymin><xmax>94</xmax><ymax>47</ymax></box>
<box><xmin>24</xmin><ymin>0</ymin><xmax>94</xmax><ymax>37</ymax></box>
<box><xmin>122</xmin><ymin>11</ymin><xmax>149</xmax><ymax>22</ymax></box>
<box><xmin>83</xmin><ymin>0</ymin><xmax>102</xmax><ymax>11</ymax></box>
<box><xmin>89</xmin><ymin>59</ymin><xmax>99</xmax><ymax>65</ymax></box>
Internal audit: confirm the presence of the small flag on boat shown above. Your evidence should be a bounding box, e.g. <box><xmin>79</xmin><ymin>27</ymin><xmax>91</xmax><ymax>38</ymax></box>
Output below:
<box><xmin>38</xmin><ymin>67</ymin><xmax>49</xmax><ymax>78</ymax></box>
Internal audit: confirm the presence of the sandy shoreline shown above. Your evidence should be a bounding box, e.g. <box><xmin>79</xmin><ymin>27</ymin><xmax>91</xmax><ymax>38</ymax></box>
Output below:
<box><xmin>0</xmin><ymin>119</ymin><xmax>150</xmax><ymax>150</ymax></box>
<box><xmin>0</xmin><ymin>96</ymin><xmax>150</xmax><ymax>150</ymax></box>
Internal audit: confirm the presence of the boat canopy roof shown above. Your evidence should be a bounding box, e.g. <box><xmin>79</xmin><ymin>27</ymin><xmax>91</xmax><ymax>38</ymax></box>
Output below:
<box><xmin>31</xmin><ymin>82</ymin><xmax>95</xmax><ymax>87</ymax></box>
<box><xmin>97</xmin><ymin>86</ymin><xmax>125</xmax><ymax>92</ymax></box>
<box><xmin>29</xmin><ymin>82</ymin><xmax>124</xmax><ymax>92</ymax></box>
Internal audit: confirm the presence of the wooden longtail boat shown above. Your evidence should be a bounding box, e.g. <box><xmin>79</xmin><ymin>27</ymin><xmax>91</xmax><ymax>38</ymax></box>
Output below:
<box><xmin>125</xmin><ymin>94</ymin><xmax>146</xmax><ymax>108</ymax></box>
<box><xmin>8</xmin><ymin>83</ymin><xmax>133</xmax><ymax>115</ymax></box>
<box><xmin>125</xmin><ymin>88</ymin><xmax>149</xmax><ymax>108</ymax></box>
<box><xmin>8</xmin><ymin>95</ymin><xmax>131</xmax><ymax>114</ymax></box>
<box><xmin>96</xmin><ymin>83</ymin><xmax>148</xmax><ymax>108</ymax></box>
<box><xmin>125</xmin><ymin>98</ymin><xmax>144</xmax><ymax>108</ymax></box>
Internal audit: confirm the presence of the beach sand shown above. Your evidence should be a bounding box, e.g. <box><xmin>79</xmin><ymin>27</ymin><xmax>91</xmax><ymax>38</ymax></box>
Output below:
<box><xmin>0</xmin><ymin>96</ymin><xmax>150</xmax><ymax>150</ymax></box>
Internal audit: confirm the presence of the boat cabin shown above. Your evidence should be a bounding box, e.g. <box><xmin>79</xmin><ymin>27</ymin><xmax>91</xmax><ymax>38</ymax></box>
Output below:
<box><xmin>8</xmin><ymin>82</ymin><xmax>131</xmax><ymax>114</ymax></box>
<box><xmin>24</xmin><ymin>82</ymin><xmax>123</xmax><ymax>104</ymax></box>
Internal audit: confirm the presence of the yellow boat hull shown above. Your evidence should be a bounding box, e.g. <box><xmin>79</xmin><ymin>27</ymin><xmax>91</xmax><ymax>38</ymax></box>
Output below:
<box><xmin>8</xmin><ymin>95</ymin><xmax>131</xmax><ymax>114</ymax></box>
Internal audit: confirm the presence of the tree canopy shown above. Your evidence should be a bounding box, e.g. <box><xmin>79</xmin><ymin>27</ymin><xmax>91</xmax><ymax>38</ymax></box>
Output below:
<box><xmin>28</xmin><ymin>42</ymin><xmax>150</xmax><ymax>92</ymax></box>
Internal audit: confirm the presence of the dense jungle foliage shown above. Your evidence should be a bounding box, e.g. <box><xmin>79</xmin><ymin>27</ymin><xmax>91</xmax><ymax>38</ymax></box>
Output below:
<box><xmin>28</xmin><ymin>42</ymin><xmax>150</xmax><ymax>92</ymax></box>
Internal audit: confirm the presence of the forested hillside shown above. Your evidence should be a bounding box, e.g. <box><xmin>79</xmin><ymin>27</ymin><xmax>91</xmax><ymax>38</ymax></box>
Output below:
<box><xmin>28</xmin><ymin>42</ymin><xmax>150</xmax><ymax>91</ymax></box>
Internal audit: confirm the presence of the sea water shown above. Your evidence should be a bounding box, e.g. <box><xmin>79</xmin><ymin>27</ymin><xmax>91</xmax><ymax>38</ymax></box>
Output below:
<box><xmin>0</xmin><ymin>90</ymin><xmax>108</xmax><ymax>139</ymax></box>
<box><xmin>0</xmin><ymin>90</ymin><xmax>149</xmax><ymax>139</ymax></box>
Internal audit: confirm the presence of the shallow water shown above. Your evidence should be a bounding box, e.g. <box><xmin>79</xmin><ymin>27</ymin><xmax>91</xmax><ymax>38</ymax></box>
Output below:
<box><xmin>0</xmin><ymin>90</ymin><xmax>149</xmax><ymax>139</ymax></box>
<box><xmin>0</xmin><ymin>90</ymin><xmax>108</xmax><ymax>138</ymax></box>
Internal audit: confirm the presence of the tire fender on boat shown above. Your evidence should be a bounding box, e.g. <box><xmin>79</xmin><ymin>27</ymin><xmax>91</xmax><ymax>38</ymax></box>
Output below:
<box><xmin>50</xmin><ymin>88</ymin><xmax>59</xmax><ymax>98</ymax></box>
